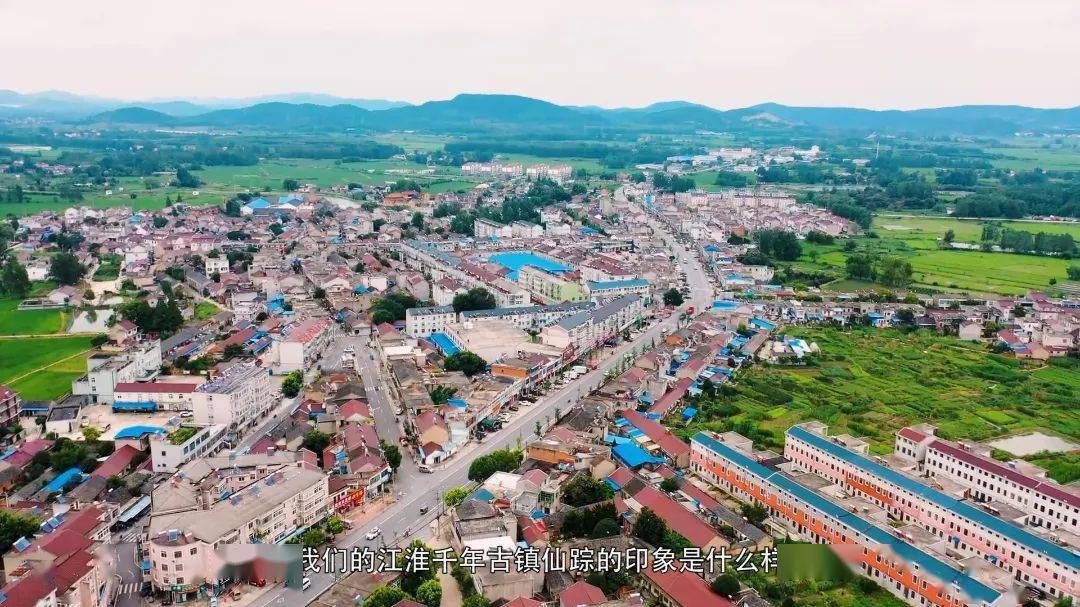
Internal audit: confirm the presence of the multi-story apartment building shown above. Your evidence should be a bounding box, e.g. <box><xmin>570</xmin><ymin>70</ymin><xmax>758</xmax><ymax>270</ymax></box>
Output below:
<box><xmin>895</xmin><ymin>425</ymin><xmax>1080</xmax><ymax>538</ymax></box>
<box><xmin>475</xmin><ymin>218</ymin><xmax>513</xmax><ymax>239</ymax></box>
<box><xmin>405</xmin><ymin>305</ymin><xmax>458</xmax><ymax>338</ymax></box>
<box><xmin>149</xmin><ymin>424</ymin><xmax>228</xmax><ymax>472</ymax></box>
<box><xmin>541</xmin><ymin>295</ymin><xmax>644</xmax><ymax>354</ymax></box>
<box><xmin>0</xmin><ymin>384</ymin><xmax>20</xmax><ymax>429</ymax></box>
<box><xmin>407</xmin><ymin>302</ymin><xmax>598</xmax><ymax>338</ymax></box>
<box><xmin>273</xmin><ymin>317</ymin><xmax>337</xmax><ymax>373</ymax></box>
<box><xmin>690</xmin><ymin>430</ymin><xmax>1011</xmax><ymax>607</ymax></box>
<box><xmin>585</xmin><ymin>278</ymin><xmax>651</xmax><ymax>300</ymax></box>
<box><xmin>71</xmin><ymin>340</ymin><xmax>162</xmax><ymax>403</ymax></box>
<box><xmin>785</xmin><ymin>423</ymin><xmax>1078</xmax><ymax>601</ymax></box>
<box><xmin>191</xmin><ymin>364</ymin><xmax>273</xmax><ymax>439</ymax></box>
<box><xmin>146</xmin><ymin>464</ymin><xmax>328</xmax><ymax>603</ymax></box>
<box><xmin>510</xmin><ymin>221</ymin><xmax>543</xmax><ymax>239</ymax></box>
<box><xmin>517</xmin><ymin>265</ymin><xmax>585</xmax><ymax>304</ymax></box>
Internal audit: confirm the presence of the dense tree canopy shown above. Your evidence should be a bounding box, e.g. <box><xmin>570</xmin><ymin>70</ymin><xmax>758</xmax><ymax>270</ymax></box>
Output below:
<box><xmin>452</xmin><ymin>287</ymin><xmax>497</xmax><ymax>313</ymax></box>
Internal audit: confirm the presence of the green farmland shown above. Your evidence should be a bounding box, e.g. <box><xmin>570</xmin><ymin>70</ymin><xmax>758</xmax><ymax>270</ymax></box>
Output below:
<box><xmin>0</xmin><ymin>299</ymin><xmax>68</xmax><ymax>336</ymax></box>
<box><xmin>0</xmin><ymin>335</ymin><xmax>96</xmax><ymax>401</ymax></box>
<box><xmin>792</xmin><ymin>214</ymin><xmax>1078</xmax><ymax>295</ymax></box>
<box><xmin>678</xmin><ymin>328</ymin><xmax>1080</xmax><ymax>481</ymax></box>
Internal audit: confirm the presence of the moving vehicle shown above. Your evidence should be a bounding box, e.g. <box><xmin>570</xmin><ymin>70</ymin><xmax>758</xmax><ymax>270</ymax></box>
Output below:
<box><xmin>302</xmin><ymin>577</ymin><xmax>312</xmax><ymax>592</ymax></box>
<box><xmin>365</xmin><ymin>527</ymin><xmax>381</xmax><ymax>540</ymax></box>
<box><xmin>419</xmin><ymin>505</ymin><xmax>429</xmax><ymax>515</ymax></box>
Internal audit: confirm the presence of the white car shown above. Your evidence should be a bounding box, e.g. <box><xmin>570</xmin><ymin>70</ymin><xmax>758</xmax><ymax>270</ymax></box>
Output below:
<box><xmin>365</xmin><ymin>527</ymin><xmax>381</xmax><ymax>540</ymax></box>
<box><xmin>343</xmin><ymin>346</ymin><xmax>355</xmax><ymax>354</ymax></box>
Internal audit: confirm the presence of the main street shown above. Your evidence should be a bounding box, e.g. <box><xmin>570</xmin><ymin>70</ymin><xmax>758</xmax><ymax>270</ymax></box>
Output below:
<box><xmin>250</xmin><ymin>215</ymin><xmax>712</xmax><ymax>607</ymax></box>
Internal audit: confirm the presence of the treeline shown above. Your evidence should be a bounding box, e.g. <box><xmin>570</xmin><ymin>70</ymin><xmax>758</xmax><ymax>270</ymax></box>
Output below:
<box><xmin>59</xmin><ymin>147</ymin><xmax>258</xmax><ymax>179</ymax></box>
<box><xmin>981</xmin><ymin>225</ymin><xmax>1076</xmax><ymax>255</ymax></box>
<box><xmin>756</xmin><ymin>163</ymin><xmax>851</xmax><ymax>185</ymax></box>
<box><xmin>268</xmin><ymin>141</ymin><xmax>403</xmax><ymax>160</ymax></box>
<box><xmin>444</xmin><ymin>139</ymin><xmax>693</xmax><ymax>169</ymax></box>
<box><xmin>954</xmin><ymin>183</ymin><xmax>1080</xmax><ymax>219</ymax></box>
<box><xmin>869</xmin><ymin>149</ymin><xmax>994</xmax><ymax>170</ymax></box>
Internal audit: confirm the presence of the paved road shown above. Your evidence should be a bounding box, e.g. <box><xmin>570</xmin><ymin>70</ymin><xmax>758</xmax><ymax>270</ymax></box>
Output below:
<box><xmin>106</xmin><ymin>540</ymin><xmax>142</xmax><ymax>607</ymax></box>
<box><xmin>250</xmin><ymin>214</ymin><xmax>712</xmax><ymax>607</ymax></box>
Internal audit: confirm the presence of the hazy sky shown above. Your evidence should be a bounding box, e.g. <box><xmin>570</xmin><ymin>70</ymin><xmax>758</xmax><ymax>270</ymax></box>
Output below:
<box><xmin>3</xmin><ymin>0</ymin><xmax>1077</xmax><ymax>109</ymax></box>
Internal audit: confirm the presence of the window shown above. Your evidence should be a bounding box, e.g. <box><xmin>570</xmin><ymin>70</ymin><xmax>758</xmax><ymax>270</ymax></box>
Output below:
<box><xmin>190</xmin><ymin>548</ymin><xmax>197</xmax><ymax>555</ymax></box>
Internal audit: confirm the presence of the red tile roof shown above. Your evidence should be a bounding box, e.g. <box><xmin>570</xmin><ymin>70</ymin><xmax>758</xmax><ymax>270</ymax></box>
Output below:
<box><xmin>559</xmin><ymin>581</ymin><xmax>607</xmax><ymax>607</ymax></box>
<box><xmin>898</xmin><ymin>427</ymin><xmax>927</xmax><ymax>443</ymax></box>
<box><xmin>630</xmin><ymin>486</ymin><xmax>720</xmax><ymax>548</ymax></box>
<box><xmin>621</xmin><ymin>409</ymin><xmax>690</xmax><ymax>461</ymax></box>
<box><xmin>114</xmin><ymin>382</ymin><xmax>198</xmax><ymax>394</ymax></box>
<box><xmin>930</xmin><ymin>440</ymin><xmax>1080</xmax><ymax>509</ymax></box>
<box><xmin>649</xmin><ymin>378</ymin><xmax>693</xmax><ymax>416</ymax></box>
<box><xmin>505</xmin><ymin>597</ymin><xmax>544</xmax><ymax>607</ymax></box>
<box><xmin>90</xmin><ymin>444</ymin><xmax>140</xmax><ymax>478</ymax></box>
<box><xmin>35</xmin><ymin>529</ymin><xmax>92</xmax><ymax>559</ymax></box>
<box><xmin>643</xmin><ymin>562</ymin><xmax>733</xmax><ymax>607</ymax></box>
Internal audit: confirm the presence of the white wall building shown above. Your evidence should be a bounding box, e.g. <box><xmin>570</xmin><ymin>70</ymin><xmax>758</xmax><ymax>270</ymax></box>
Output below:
<box><xmin>191</xmin><ymin>364</ymin><xmax>274</xmax><ymax>439</ymax></box>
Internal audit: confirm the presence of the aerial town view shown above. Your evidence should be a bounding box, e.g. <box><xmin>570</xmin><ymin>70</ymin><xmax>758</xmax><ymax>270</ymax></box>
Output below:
<box><xmin>0</xmin><ymin>2</ymin><xmax>1077</xmax><ymax>607</ymax></box>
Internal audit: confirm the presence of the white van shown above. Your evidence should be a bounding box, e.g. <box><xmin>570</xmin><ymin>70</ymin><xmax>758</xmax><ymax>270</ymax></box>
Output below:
<box><xmin>302</xmin><ymin>577</ymin><xmax>311</xmax><ymax>591</ymax></box>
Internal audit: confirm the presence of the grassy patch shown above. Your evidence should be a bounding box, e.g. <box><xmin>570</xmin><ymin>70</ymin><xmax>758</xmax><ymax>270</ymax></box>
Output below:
<box><xmin>1025</xmin><ymin>452</ymin><xmax>1080</xmax><ymax>484</ymax></box>
<box><xmin>679</xmin><ymin>327</ymin><xmax>1080</xmax><ymax>454</ymax></box>
<box><xmin>92</xmin><ymin>254</ymin><xmax>123</xmax><ymax>281</ymax></box>
<box><xmin>194</xmin><ymin>301</ymin><xmax>219</xmax><ymax>320</ymax></box>
<box><xmin>0</xmin><ymin>299</ymin><xmax>67</xmax><ymax>335</ymax></box>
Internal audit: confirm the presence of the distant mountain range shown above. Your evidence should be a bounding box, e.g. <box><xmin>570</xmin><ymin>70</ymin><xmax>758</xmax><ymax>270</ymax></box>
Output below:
<box><xmin>0</xmin><ymin>90</ymin><xmax>409</xmax><ymax>118</ymax></box>
<box><xmin>2</xmin><ymin>89</ymin><xmax>1078</xmax><ymax>136</ymax></box>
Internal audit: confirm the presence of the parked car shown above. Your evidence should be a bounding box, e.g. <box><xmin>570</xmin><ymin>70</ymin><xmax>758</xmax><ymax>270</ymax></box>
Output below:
<box><xmin>418</xmin><ymin>464</ymin><xmax>433</xmax><ymax>473</ymax></box>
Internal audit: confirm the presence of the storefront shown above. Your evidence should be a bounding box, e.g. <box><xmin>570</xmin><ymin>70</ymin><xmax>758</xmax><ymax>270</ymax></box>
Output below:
<box><xmin>333</xmin><ymin>486</ymin><xmax>365</xmax><ymax>513</ymax></box>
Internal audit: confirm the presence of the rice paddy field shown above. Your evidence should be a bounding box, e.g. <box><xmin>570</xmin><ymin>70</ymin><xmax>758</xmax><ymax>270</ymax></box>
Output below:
<box><xmin>986</xmin><ymin>143</ymin><xmax>1080</xmax><ymax>172</ymax></box>
<box><xmin>0</xmin><ymin>299</ymin><xmax>68</xmax><ymax>335</ymax></box>
<box><xmin>678</xmin><ymin>328</ymin><xmax>1080</xmax><ymax>481</ymax></box>
<box><xmin>793</xmin><ymin>214</ymin><xmax>1078</xmax><ymax>295</ymax></box>
<box><xmin>194</xmin><ymin>158</ymin><xmax>479</xmax><ymax>193</ymax></box>
<box><xmin>0</xmin><ymin>334</ymin><xmax>96</xmax><ymax>401</ymax></box>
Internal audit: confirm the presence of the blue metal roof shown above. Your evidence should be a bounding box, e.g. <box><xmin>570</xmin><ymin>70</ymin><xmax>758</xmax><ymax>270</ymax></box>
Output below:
<box><xmin>429</xmin><ymin>332</ymin><xmax>461</xmax><ymax>356</ymax></box>
<box><xmin>114</xmin><ymin>425</ymin><xmax>165</xmax><ymax>440</ymax></box>
<box><xmin>612</xmin><ymin>442</ymin><xmax>664</xmax><ymax>469</ymax></box>
<box><xmin>788</xmin><ymin>426</ymin><xmax>1080</xmax><ymax>571</ymax></box>
<box><xmin>43</xmin><ymin>468</ymin><xmax>83</xmax><ymax>493</ymax></box>
<box><xmin>693</xmin><ymin>432</ymin><xmax>1000</xmax><ymax>605</ymax></box>
<box><xmin>112</xmin><ymin>401</ymin><xmax>157</xmax><ymax>412</ymax></box>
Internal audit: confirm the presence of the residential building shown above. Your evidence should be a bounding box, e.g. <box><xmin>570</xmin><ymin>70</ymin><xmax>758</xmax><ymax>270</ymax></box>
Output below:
<box><xmin>70</xmin><ymin>340</ymin><xmax>162</xmax><ymax>403</ymax></box>
<box><xmin>149</xmin><ymin>424</ymin><xmax>228</xmax><ymax>473</ymax></box>
<box><xmin>785</xmin><ymin>423</ymin><xmax>1077</xmax><ymax>601</ymax></box>
<box><xmin>690</xmin><ymin>430</ymin><xmax>1012</xmax><ymax>607</ymax></box>
<box><xmin>518</xmin><ymin>265</ymin><xmax>585</xmax><ymax>304</ymax></box>
<box><xmin>146</xmin><ymin>463</ymin><xmax>329</xmax><ymax>602</ymax></box>
<box><xmin>191</xmin><ymin>364</ymin><xmax>274</xmax><ymax>439</ymax></box>
<box><xmin>0</xmin><ymin>384</ymin><xmax>20</xmax><ymax>429</ymax></box>
<box><xmin>274</xmin><ymin>318</ymin><xmax>337</xmax><ymax>372</ymax></box>
<box><xmin>113</xmin><ymin>381</ymin><xmax>200</xmax><ymax>412</ymax></box>
<box><xmin>895</xmin><ymin>426</ymin><xmax>1080</xmax><ymax>537</ymax></box>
